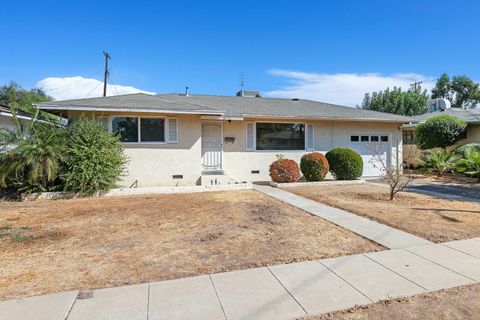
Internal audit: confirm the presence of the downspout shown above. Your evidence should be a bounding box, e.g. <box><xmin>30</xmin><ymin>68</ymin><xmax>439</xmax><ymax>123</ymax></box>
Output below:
<box><xmin>397</xmin><ymin>125</ymin><xmax>402</xmax><ymax>172</ymax></box>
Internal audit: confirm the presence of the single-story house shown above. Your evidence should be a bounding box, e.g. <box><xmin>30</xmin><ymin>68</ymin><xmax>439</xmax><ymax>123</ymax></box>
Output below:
<box><xmin>36</xmin><ymin>91</ymin><xmax>411</xmax><ymax>187</ymax></box>
<box><xmin>402</xmin><ymin>98</ymin><xmax>480</xmax><ymax>166</ymax></box>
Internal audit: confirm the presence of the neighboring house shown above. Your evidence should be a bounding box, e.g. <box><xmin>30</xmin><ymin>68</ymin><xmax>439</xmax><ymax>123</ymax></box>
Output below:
<box><xmin>36</xmin><ymin>91</ymin><xmax>411</xmax><ymax>187</ymax></box>
<box><xmin>0</xmin><ymin>104</ymin><xmax>34</xmax><ymax>133</ymax></box>
<box><xmin>402</xmin><ymin>98</ymin><xmax>480</xmax><ymax>166</ymax></box>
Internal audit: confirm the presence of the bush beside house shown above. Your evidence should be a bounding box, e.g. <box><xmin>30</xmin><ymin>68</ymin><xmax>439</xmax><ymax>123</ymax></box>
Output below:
<box><xmin>269</xmin><ymin>155</ymin><xmax>301</xmax><ymax>183</ymax></box>
<box><xmin>300</xmin><ymin>152</ymin><xmax>329</xmax><ymax>181</ymax></box>
<box><xmin>0</xmin><ymin>116</ymin><xmax>126</xmax><ymax>196</ymax></box>
<box><xmin>415</xmin><ymin>114</ymin><xmax>467</xmax><ymax>150</ymax></box>
<box><xmin>326</xmin><ymin>148</ymin><xmax>363</xmax><ymax>180</ymax></box>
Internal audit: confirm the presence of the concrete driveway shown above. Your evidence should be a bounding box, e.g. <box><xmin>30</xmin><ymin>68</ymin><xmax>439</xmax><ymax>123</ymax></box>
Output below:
<box><xmin>368</xmin><ymin>178</ymin><xmax>480</xmax><ymax>202</ymax></box>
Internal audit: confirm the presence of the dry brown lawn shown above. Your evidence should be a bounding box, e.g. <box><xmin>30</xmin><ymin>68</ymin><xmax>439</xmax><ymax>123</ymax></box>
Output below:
<box><xmin>0</xmin><ymin>190</ymin><xmax>381</xmax><ymax>301</ymax></box>
<box><xmin>290</xmin><ymin>184</ymin><xmax>480</xmax><ymax>243</ymax></box>
<box><xmin>300</xmin><ymin>284</ymin><xmax>480</xmax><ymax>320</ymax></box>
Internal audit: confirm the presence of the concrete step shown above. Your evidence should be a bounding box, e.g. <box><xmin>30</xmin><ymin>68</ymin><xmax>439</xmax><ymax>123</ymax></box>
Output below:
<box><xmin>200</xmin><ymin>171</ymin><xmax>238</xmax><ymax>186</ymax></box>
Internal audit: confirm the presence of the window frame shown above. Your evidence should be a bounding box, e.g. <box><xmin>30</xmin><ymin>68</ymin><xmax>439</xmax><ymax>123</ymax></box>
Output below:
<box><xmin>247</xmin><ymin>121</ymin><xmax>310</xmax><ymax>152</ymax></box>
<box><xmin>106</xmin><ymin>115</ymin><xmax>178</xmax><ymax>145</ymax></box>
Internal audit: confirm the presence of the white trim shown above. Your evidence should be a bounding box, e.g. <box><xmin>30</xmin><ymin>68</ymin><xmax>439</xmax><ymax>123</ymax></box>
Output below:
<box><xmin>246</xmin><ymin>122</ymin><xmax>256</xmax><ymax>151</ymax></box>
<box><xmin>166</xmin><ymin>118</ymin><xmax>178</xmax><ymax>143</ymax></box>
<box><xmin>306</xmin><ymin>123</ymin><xmax>314</xmax><ymax>151</ymax></box>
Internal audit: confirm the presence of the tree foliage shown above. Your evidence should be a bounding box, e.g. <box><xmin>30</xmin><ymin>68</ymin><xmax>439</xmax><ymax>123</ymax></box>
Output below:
<box><xmin>431</xmin><ymin>73</ymin><xmax>480</xmax><ymax>109</ymax></box>
<box><xmin>62</xmin><ymin>117</ymin><xmax>126</xmax><ymax>195</ymax></box>
<box><xmin>0</xmin><ymin>82</ymin><xmax>52</xmax><ymax>112</ymax></box>
<box><xmin>415</xmin><ymin>114</ymin><xmax>467</xmax><ymax>150</ymax></box>
<box><xmin>0</xmin><ymin>110</ymin><xmax>66</xmax><ymax>193</ymax></box>
<box><xmin>456</xmin><ymin>150</ymin><xmax>480</xmax><ymax>182</ymax></box>
<box><xmin>362</xmin><ymin>85</ymin><xmax>429</xmax><ymax>116</ymax></box>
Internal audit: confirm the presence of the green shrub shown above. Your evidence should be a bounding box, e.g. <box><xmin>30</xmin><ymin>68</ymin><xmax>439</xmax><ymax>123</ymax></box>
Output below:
<box><xmin>62</xmin><ymin>117</ymin><xmax>126</xmax><ymax>195</ymax></box>
<box><xmin>415</xmin><ymin>114</ymin><xmax>467</xmax><ymax>150</ymax></box>
<box><xmin>0</xmin><ymin>122</ymin><xmax>66</xmax><ymax>193</ymax></box>
<box><xmin>269</xmin><ymin>155</ymin><xmax>301</xmax><ymax>183</ymax></box>
<box><xmin>422</xmin><ymin>150</ymin><xmax>460</xmax><ymax>176</ymax></box>
<box><xmin>300</xmin><ymin>152</ymin><xmax>329</xmax><ymax>181</ymax></box>
<box><xmin>325</xmin><ymin>148</ymin><xmax>363</xmax><ymax>180</ymax></box>
<box><xmin>456</xmin><ymin>150</ymin><xmax>480</xmax><ymax>182</ymax></box>
<box><xmin>453</xmin><ymin>143</ymin><xmax>480</xmax><ymax>158</ymax></box>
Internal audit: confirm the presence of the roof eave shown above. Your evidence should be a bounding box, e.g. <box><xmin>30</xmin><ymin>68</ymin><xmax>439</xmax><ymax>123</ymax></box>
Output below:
<box><xmin>241</xmin><ymin>113</ymin><xmax>411</xmax><ymax>123</ymax></box>
<box><xmin>35</xmin><ymin>104</ymin><xmax>224</xmax><ymax>116</ymax></box>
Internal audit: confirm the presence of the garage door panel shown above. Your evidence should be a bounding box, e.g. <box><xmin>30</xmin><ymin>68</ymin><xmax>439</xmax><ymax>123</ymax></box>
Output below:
<box><xmin>349</xmin><ymin>134</ymin><xmax>391</xmax><ymax>177</ymax></box>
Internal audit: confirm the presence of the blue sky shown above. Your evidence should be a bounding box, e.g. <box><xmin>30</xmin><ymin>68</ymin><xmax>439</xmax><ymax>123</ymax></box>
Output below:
<box><xmin>1</xmin><ymin>0</ymin><xmax>479</xmax><ymax>106</ymax></box>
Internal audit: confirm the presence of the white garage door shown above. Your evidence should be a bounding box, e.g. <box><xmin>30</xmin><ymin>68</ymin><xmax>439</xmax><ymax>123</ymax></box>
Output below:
<box><xmin>349</xmin><ymin>134</ymin><xmax>391</xmax><ymax>177</ymax></box>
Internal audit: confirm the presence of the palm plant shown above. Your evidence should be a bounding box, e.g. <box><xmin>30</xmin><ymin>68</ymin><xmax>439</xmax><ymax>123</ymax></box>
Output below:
<box><xmin>422</xmin><ymin>150</ymin><xmax>461</xmax><ymax>177</ymax></box>
<box><xmin>456</xmin><ymin>150</ymin><xmax>480</xmax><ymax>182</ymax></box>
<box><xmin>0</xmin><ymin>107</ymin><xmax>66</xmax><ymax>192</ymax></box>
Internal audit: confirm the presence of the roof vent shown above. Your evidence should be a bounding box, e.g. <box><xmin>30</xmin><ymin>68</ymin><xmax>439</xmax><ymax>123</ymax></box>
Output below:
<box><xmin>236</xmin><ymin>90</ymin><xmax>261</xmax><ymax>98</ymax></box>
<box><xmin>427</xmin><ymin>98</ymin><xmax>451</xmax><ymax>113</ymax></box>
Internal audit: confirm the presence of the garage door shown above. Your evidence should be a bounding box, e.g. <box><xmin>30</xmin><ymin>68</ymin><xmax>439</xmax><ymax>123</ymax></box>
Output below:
<box><xmin>349</xmin><ymin>134</ymin><xmax>391</xmax><ymax>177</ymax></box>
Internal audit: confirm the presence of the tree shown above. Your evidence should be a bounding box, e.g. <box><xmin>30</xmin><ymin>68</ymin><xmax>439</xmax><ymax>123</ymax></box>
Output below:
<box><xmin>431</xmin><ymin>73</ymin><xmax>451</xmax><ymax>100</ymax></box>
<box><xmin>0</xmin><ymin>107</ymin><xmax>66</xmax><ymax>193</ymax></box>
<box><xmin>0</xmin><ymin>82</ymin><xmax>52</xmax><ymax>113</ymax></box>
<box><xmin>415</xmin><ymin>114</ymin><xmax>467</xmax><ymax>150</ymax></box>
<box><xmin>431</xmin><ymin>74</ymin><xmax>480</xmax><ymax>109</ymax></box>
<box><xmin>362</xmin><ymin>85</ymin><xmax>429</xmax><ymax>116</ymax></box>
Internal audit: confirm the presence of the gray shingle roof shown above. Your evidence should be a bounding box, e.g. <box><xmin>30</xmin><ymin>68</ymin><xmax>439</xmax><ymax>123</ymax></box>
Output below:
<box><xmin>37</xmin><ymin>93</ymin><xmax>413</xmax><ymax>122</ymax></box>
<box><xmin>410</xmin><ymin>108</ymin><xmax>480</xmax><ymax>123</ymax></box>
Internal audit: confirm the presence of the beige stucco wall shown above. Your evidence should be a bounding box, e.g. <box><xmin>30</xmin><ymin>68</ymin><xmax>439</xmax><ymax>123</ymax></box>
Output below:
<box><xmin>68</xmin><ymin>111</ymin><xmax>202</xmax><ymax>187</ymax></box>
<box><xmin>223</xmin><ymin>119</ymin><xmax>402</xmax><ymax>182</ymax></box>
<box><xmin>66</xmin><ymin>111</ymin><xmax>403</xmax><ymax>186</ymax></box>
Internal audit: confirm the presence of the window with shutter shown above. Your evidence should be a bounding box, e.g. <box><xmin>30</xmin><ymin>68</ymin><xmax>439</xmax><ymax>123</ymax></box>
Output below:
<box><xmin>246</xmin><ymin>122</ymin><xmax>255</xmax><ymax>151</ymax></box>
<box><xmin>306</xmin><ymin>123</ymin><xmax>314</xmax><ymax>151</ymax></box>
<box><xmin>167</xmin><ymin>118</ymin><xmax>178</xmax><ymax>143</ymax></box>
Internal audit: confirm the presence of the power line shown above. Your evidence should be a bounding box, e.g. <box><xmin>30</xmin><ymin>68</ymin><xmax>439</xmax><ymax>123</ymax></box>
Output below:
<box><xmin>83</xmin><ymin>81</ymin><xmax>103</xmax><ymax>99</ymax></box>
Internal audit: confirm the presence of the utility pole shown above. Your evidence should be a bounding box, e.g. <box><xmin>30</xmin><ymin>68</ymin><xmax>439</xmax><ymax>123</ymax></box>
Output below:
<box><xmin>411</xmin><ymin>80</ymin><xmax>423</xmax><ymax>90</ymax></box>
<box><xmin>103</xmin><ymin>51</ymin><xmax>111</xmax><ymax>97</ymax></box>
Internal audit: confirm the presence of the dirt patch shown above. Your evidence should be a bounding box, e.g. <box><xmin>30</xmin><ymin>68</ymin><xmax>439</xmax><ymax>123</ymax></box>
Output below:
<box><xmin>0</xmin><ymin>190</ymin><xmax>381</xmax><ymax>301</ymax></box>
<box><xmin>300</xmin><ymin>284</ymin><xmax>480</xmax><ymax>320</ymax></box>
<box><xmin>290</xmin><ymin>184</ymin><xmax>480</xmax><ymax>242</ymax></box>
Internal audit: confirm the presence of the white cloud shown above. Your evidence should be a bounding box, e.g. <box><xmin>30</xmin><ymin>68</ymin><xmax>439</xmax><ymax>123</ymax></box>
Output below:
<box><xmin>264</xmin><ymin>69</ymin><xmax>435</xmax><ymax>107</ymax></box>
<box><xmin>36</xmin><ymin>76</ymin><xmax>155</xmax><ymax>101</ymax></box>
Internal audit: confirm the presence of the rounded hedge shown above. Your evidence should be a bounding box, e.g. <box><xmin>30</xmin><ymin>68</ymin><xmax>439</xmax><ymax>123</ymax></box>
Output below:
<box><xmin>325</xmin><ymin>148</ymin><xmax>363</xmax><ymax>180</ymax></box>
<box><xmin>269</xmin><ymin>158</ymin><xmax>301</xmax><ymax>183</ymax></box>
<box><xmin>453</xmin><ymin>143</ymin><xmax>480</xmax><ymax>158</ymax></box>
<box><xmin>300</xmin><ymin>152</ymin><xmax>329</xmax><ymax>181</ymax></box>
<box><xmin>415</xmin><ymin>114</ymin><xmax>467</xmax><ymax>150</ymax></box>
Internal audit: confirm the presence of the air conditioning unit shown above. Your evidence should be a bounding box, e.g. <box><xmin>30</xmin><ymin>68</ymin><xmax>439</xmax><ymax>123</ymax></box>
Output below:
<box><xmin>427</xmin><ymin>98</ymin><xmax>451</xmax><ymax>112</ymax></box>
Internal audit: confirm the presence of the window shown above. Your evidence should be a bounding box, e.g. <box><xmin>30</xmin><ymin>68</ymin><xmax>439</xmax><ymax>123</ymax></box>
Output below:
<box><xmin>403</xmin><ymin>130</ymin><xmax>415</xmax><ymax>145</ymax></box>
<box><xmin>381</xmin><ymin>136</ymin><xmax>389</xmax><ymax>142</ymax></box>
<box><xmin>350</xmin><ymin>135</ymin><xmax>359</xmax><ymax>142</ymax></box>
<box><xmin>361</xmin><ymin>135</ymin><xmax>369</xmax><ymax>142</ymax></box>
<box><xmin>371</xmin><ymin>135</ymin><xmax>379</xmax><ymax>142</ymax></box>
<box><xmin>111</xmin><ymin>117</ymin><xmax>177</xmax><ymax>143</ymax></box>
<box><xmin>112</xmin><ymin>117</ymin><xmax>139</xmax><ymax>142</ymax></box>
<box><xmin>256</xmin><ymin>123</ymin><xmax>305</xmax><ymax>150</ymax></box>
<box><xmin>141</xmin><ymin>118</ymin><xmax>165</xmax><ymax>142</ymax></box>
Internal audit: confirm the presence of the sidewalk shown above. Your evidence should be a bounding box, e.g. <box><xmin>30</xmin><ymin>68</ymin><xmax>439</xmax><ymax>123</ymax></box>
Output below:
<box><xmin>2</xmin><ymin>238</ymin><xmax>480</xmax><ymax>320</ymax></box>
<box><xmin>253</xmin><ymin>184</ymin><xmax>431</xmax><ymax>249</ymax></box>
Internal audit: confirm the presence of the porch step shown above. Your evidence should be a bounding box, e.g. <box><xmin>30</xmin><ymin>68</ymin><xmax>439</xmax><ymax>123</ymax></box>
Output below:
<box><xmin>200</xmin><ymin>172</ymin><xmax>239</xmax><ymax>186</ymax></box>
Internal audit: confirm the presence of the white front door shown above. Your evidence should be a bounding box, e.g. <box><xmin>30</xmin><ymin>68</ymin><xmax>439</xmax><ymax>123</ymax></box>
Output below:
<box><xmin>201</xmin><ymin>121</ymin><xmax>223</xmax><ymax>171</ymax></box>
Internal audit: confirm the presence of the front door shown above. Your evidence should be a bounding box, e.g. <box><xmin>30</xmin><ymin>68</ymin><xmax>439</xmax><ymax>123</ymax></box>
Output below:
<box><xmin>201</xmin><ymin>121</ymin><xmax>223</xmax><ymax>171</ymax></box>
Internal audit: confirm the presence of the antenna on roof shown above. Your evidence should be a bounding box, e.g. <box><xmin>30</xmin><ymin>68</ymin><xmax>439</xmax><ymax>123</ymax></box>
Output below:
<box><xmin>239</xmin><ymin>73</ymin><xmax>245</xmax><ymax>89</ymax></box>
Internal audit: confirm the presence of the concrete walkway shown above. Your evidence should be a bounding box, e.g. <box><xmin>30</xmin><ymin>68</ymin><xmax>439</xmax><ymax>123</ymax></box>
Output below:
<box><xmin>2</xmin><ymin>239</ymin><xmax>480</xmax><ymax>320</ymax></box>
<box><xmin>253</xmin><ymin>184</ymin><xmax>432</xmax><ymax>249</ymax></box>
